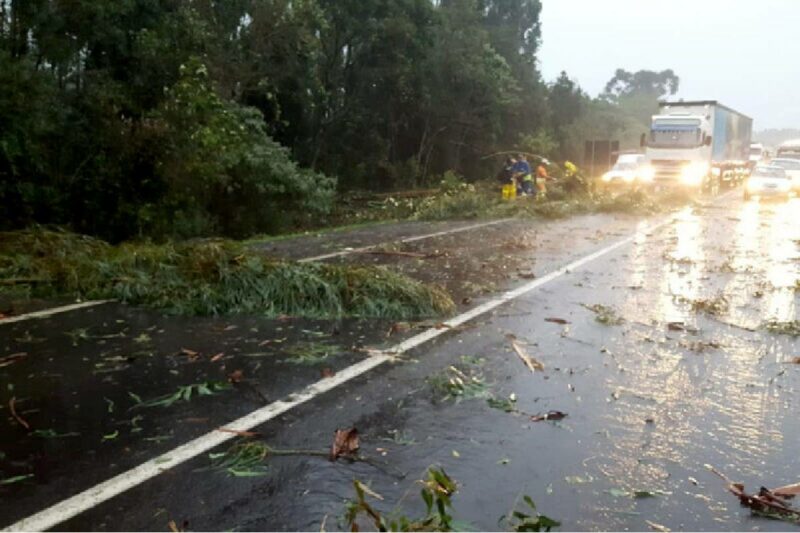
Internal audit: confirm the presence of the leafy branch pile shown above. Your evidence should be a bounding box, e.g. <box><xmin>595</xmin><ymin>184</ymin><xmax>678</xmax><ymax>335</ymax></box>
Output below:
<box><xmin>0</xmin><ymin>228</ymin><xmax>454</xmax><ymax>318</ymax></box>
<box><xmin>345</xmin><ymin>467</ymin><xmax>559</xmax><ymax>532</ymax></box>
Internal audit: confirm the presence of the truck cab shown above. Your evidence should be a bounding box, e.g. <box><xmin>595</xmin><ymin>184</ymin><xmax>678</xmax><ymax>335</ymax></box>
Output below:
<box><xmin>643</xmin><ymin>112</ymin><xmax>714</xmax><ymax>188</ymax></box>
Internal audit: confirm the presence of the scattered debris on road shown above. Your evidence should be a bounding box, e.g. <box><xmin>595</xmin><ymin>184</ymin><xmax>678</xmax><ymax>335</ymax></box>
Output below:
<box><xmin>510</xmin><ymin>339</ymin><xmax>544</xmax><ymax>372</ymax></box>
<box><xmin>765</xmin><ymin>320</ymin><xmax>800</xmax><ymax>337</ymax></box>
<box><xmin>530</xmin><ymin>411</ymin><xmax>567</xmax><ymax>422</ymax></box>
<box><xmin>330</xmin><ymin>427</ymin><xmax>360</xmax><ymax>461</ymax></box>
<box><xmin>582</xmin><ymin>304</ymin><xmax>624</xmax><ymax>325</ymax></box>
<box><xmin>708</xmin><ymin>464</ymin><xmax>800</xmax><ymax>525</ymax></box>
<box><xmin>131</xmin><ymin>382</ymin><xmax>231</xmax><ymax>409</ymax></box>
<box><xmin>645</xmin><ymin>519</ymin><xmax>671</xmax><ymax>532</ymax></box>
<box><xmin>8</xmin><ymin>396</ymin><xmax>30</xmax><ymax>429</ymax></box>
<box><xmin>687</xmin><ymin>294</ymin><xmax>729</xmax><ymax>316</ymax></box>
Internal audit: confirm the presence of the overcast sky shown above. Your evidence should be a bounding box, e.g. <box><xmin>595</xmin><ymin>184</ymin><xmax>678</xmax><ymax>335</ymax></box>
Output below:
<box><xmin>539</xmin><ymin>0</ymin><xmax>800</xmax><ymax>130</ymax></box>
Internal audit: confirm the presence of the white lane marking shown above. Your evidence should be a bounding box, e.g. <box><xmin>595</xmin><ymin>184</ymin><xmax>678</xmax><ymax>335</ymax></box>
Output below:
<box><xmin>297</xmin><ymin>218</ymin><xmax>512</xmax><ymax>262</ymax></box>
<box><xmin>0</xmin><ymin>300</ymin><xmax>114</xmax><ymax>326</ymax></box>
<box><xmin>4</xmin><ymin>216</ymin><xmax>674</xmax><ymax>532</ymax></box>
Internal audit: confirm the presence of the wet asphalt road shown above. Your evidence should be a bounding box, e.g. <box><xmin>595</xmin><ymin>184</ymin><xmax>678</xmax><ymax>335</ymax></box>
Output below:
<box><xmin>3</xmin><ymin>193</ymin><xmax>800</xmax><ymax>531</ymax></box>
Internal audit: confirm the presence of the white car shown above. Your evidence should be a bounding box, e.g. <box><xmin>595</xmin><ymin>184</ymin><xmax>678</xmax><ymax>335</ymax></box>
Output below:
<box><xmin>769</xmin><ymin>158</ymin><xmax>800</xmax><ymax>191</ymax></box>
<box><xmin>601</xmin><ymin>153</ymin><xmax>650</xmax><ymax>185</ymax></box>
<box><xmin>744</xmin><ymin>165</ymin><xmax>791</xmax><ymax>200</ymax></box>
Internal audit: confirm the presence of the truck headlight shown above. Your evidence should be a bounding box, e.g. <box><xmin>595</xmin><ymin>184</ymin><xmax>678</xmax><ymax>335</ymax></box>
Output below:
<box><xmin>681</xmin><ymin>162</ymin><xmax>708</xmax><ymax>186</ymax></box>
<box><xmin>639</xmin><ymin>165</ymin><xmax>655</xmax><ymax>182</ymax></box>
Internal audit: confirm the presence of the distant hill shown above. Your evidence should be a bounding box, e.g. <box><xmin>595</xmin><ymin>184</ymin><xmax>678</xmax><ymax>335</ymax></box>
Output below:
<box><xmin>753</xmin><ymin>129</ymin><xmax>800</xmax><ymax>148</ymax></box>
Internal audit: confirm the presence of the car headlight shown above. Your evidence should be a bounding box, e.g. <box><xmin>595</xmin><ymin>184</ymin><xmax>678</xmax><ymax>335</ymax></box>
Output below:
<box><xmin>623</xmin><ymin>173</ymin><xmax>635</xmax><ymax>183</ymax></box>
<box><xmin>780</xmin><ymin>180</ymin><xmax>791</xmax><ymax>191</ymax></box>
<box><xmin>639</xmin><ymin>165</ymin><xmax>655</xmax><ymax>182</ymax></box>
<box><xmin>680</xmin><ymin>162</ymin><xmax>709</xmax><ymax>185</ymax></box>
<box><xmin>746</xmin><ymin>179</ymin><xmax>759</xmax><ymax>192</ymax></box>
<box><xmin>601</xmin><ymin>172</ymin><xmax>613</xmax><ymax>182</ymax></box>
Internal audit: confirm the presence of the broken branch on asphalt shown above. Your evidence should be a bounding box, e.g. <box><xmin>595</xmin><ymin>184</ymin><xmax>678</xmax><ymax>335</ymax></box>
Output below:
<box><xmin>511</xmin><ymin>339</ymin><xmax>544</xmax><ymax>373</ymax></box>
<box><xmin>208</xmin><ymin>428</ymin><xmax>406</xmax><ymax>479</ymax></box>
<box><xmin>707</xmin><ymin>464</ymin><xmax>800</xmax><ymax>525</ymax></box>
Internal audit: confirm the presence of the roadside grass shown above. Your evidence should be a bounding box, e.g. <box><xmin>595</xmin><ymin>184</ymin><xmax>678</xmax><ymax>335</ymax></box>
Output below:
<box><xmin>0</xmin><ymin>228</ymin><xmax>454</xmax><ymax>319</ymax></box>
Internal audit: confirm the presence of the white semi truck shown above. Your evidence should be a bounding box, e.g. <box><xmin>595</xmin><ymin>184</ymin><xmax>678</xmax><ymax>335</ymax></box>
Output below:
<box><xmin>641</xmin><ymin>101</ymin><xmax>753</xmax><ymax>192</ymax></box>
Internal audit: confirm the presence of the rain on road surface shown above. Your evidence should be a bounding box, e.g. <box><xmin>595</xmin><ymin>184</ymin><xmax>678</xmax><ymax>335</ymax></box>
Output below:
<box><xmin>3</xmin><ymin>194</ymin><xmax>800</xmax><ymax>531</ymax></box>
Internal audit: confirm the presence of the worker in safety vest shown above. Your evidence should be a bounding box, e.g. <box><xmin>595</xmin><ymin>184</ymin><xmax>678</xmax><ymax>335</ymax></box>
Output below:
<box><xmin>535</xmin><ymin>159</ymin><xmax>550</xmax><ymax>197</ymax></box>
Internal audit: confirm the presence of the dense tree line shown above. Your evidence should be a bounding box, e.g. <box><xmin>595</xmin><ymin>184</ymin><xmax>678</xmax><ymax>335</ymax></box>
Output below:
<box><xmin>0</xmin><ymin>0</ymin><xmax>675</xmax><ymax>241</ymax></box>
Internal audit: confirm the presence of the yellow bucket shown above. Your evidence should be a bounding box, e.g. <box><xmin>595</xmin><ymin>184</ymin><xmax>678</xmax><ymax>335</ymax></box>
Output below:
<box><xmin>502</xmin><ymin>183</ymin><xmax>517</xmax><ymax>200</ymax></box>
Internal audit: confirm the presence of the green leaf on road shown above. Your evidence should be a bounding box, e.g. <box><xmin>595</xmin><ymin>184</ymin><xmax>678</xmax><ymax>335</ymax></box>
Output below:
<box><xmin>1</xmin><ymin>474</ymin><xmax>33</xmax><ymax>485</ymax></box>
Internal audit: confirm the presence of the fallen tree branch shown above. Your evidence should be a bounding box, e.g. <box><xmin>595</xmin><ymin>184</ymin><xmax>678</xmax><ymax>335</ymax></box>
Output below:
<box><xmin>707</xmin><ymin>464</ymin><xmax>800</xmax><ymax>524</ymax></box>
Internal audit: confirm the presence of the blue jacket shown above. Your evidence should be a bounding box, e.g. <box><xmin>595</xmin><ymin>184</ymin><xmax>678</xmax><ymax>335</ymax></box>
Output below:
<box><xmin>512</xmin><ymin>161</ymin><xmax>531</xmax><ymax>174</ymax></box>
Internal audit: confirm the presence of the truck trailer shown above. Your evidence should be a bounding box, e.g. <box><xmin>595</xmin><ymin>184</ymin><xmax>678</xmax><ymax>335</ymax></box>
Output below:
<box><xmin>642</xmin><ymin>101</ymin><xmax>753</xmax><ymax>191</ymax></box>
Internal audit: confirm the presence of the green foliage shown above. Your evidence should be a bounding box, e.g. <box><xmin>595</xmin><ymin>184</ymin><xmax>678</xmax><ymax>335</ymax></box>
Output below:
<box><xmin>345</xmin><ymin>467</ymin><xmax>458</xmax><ymax>532</ymax></box>
<box><xmin>428</xmin><ymin>365</ymin><xmax>490</xmax><ymax>402</ymax></box>
<box><xmin>487</xmin><ymin>395</ymin><xmax>518</xmax><ymax>413</ymax></box>
<box><xmin>0</xmin><ymin>0</ymin><xmax>679</xmax><ymax>239</ymax></box>
<box><xmin>132</xmin><ymin>382</ymin><xmax>232</xmax><ymax>409</ymax></box>
<box><xmin>506</xmin><ymin>495</ymin><xmax>560</xmax><ymax>532</ymax></box>
<box><xmin>209</xmin><ymin>442</ymin><xmax>272</xmax><ymax>477</ymax></box>
<box><xmin>0</xmin><ymin>228</ymin><xmax>455</xmax><ymax>318</ymax></box>
<box><xmin>0</xmin><ymin>0</ymin><xmax>552</xmax><ymax>237</ymax></box>
<box><xmin>346</xmin><ymin>468</ymin><xmax>558</xmax><ymax>532</ymax></box>
<box><xmin>603</xmin><ymin>68</ymin><xmax>680</xmax><ymax>99</ymax></box>
<box><xmin>518</xmin><ymin>130</ymin><xmax>559</xmax><ymax>159</ymax></box>
<box><xmin>147</xmin><ymin>58</ymin><xmax>336</xmax><ymax>238</ymax></box>
<box><xmin>280</xmin><ymin>341</ymin><xmax>340</xmax><ymax>365</ymax></box>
